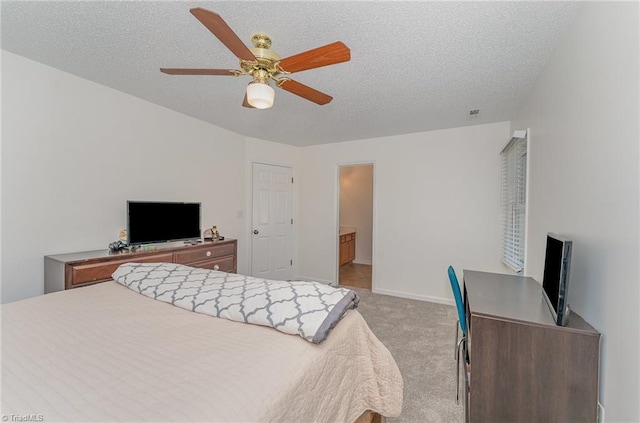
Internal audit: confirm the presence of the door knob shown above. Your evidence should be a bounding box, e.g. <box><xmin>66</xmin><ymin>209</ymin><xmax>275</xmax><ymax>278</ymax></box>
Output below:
<box><xmin>253</xmin><ymin>229</ymin><xmax>259</xmax><ymax>234</ymax></box>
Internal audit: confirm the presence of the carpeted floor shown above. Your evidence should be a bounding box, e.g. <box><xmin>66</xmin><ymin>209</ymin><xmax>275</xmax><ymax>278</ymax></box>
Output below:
<box><xmin>353</xmin><ymin>288</ymin><xmax>465</xmax><ymax>423</ymax></box>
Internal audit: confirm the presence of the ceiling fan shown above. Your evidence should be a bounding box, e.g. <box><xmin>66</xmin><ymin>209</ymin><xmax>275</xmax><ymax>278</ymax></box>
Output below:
<box><xmin>160</xmin><ymin>8</ymin><xmax>351</xmax><ymax>109</ymax></box>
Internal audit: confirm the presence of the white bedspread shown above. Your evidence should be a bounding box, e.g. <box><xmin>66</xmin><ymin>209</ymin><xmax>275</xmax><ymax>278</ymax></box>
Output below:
<box><xmin>1</xmin><ymin>282</ymin><xmax>403</xmax><ymax>422</ymax></box>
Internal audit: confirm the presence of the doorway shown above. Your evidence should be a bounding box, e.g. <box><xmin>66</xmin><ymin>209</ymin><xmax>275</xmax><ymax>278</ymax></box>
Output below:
<box><xmin>337</xmin><ymin>164</ymin><xmax>374</xmax><ymax>290</ymax></box>
<box><xmin>251</xmin><ymin>163</ymin><xmax>294</xmax><ymax>280</ymax></box>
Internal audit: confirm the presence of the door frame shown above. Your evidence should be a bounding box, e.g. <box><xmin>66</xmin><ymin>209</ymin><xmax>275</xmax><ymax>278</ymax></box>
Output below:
<box><xmin>334</xmin><ymin>161</ymin><xmax>377</xmax><ymax>289</ymax></box>
<box><xmin>249</xmin><ymin>161</ymin><xmax>295</xmax><ymax>278</ymax></box>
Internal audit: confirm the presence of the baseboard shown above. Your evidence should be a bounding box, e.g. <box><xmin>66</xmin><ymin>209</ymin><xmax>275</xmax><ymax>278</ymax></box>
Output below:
<box><xmin>372</xmin><ymin>288</ymin><xmax>454</xmax><ymax>306</ymax></box>
<box><xmin>294</xmin><ymin>276</ymin><xmax>334</xmax><ymax>285</ymax></box>
<box><xmin>353</xmin><ymin>259</ymin><xmax>372</xmax><ymax>265</ymax></box>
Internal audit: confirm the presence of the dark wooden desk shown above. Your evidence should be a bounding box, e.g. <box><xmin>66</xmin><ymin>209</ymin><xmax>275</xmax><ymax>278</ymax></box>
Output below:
<box><xmin>463</xmin><ymin>270</ymin><xmax>600</xmax><ymax>423</ymax></box>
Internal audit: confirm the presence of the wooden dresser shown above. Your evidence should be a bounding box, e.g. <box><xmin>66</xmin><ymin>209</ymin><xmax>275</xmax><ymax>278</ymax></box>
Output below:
<box><xmin>462</xmin><ymin>270</ymin><xmax>600</xmax><ymax>423</ymax></box>
<box><xmin>44</xmin><ymin>239</ymin><xmax>237</xmax><ymax>293</ymax></box>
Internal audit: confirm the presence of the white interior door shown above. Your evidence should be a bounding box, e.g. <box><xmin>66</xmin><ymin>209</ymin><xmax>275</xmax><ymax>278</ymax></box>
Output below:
<box><xmin>251</xmin><ymin>163</ymin><xmax>293</xmax><ymax>280</ymax></box>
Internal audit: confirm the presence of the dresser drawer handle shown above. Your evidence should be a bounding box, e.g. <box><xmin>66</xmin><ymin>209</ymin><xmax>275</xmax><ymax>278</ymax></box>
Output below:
<box><xmin>214</xmin><ymin>264</ymin><xmax>220</xmax><ymax>270</ymax></box>
<box><xmin>206</xmin><ymin>251</ymin><xmax>212</xmax><ymax>257</ymax></box>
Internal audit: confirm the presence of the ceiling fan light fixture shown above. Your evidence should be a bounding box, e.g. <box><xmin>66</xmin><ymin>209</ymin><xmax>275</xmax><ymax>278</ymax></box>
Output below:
<box><xmin>161</xmin><ymin>9</ymin><xmax>351</xmax><ymax>108</ymax></box>
<box><xmin>246</xmin><ymin>82</ymin><xmax>275</xmax><ymax>109</ymax></box>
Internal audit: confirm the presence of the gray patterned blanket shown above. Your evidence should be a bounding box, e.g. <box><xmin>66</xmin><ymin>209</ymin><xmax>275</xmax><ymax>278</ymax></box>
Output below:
<box><xmin>112</xmin><ymin>262</ymin><xmax>359</xmax><ymax>343</ymax></box>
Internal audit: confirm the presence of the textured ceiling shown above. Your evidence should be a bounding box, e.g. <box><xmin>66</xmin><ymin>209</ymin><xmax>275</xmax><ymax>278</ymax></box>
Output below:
<box><xmin>1</xmin><ymin>1</ymin><xmax>581</xmax><ymax>146</ymax></box>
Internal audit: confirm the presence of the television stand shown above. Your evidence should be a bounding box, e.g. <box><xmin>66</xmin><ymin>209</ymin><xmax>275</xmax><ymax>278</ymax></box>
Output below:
<box><xmin>462</xmin><ymin>270</ymin><xmax>600</xmax><ymax>423</ymax></box>
<box><xmin>44</xmin><ymin>239</ymin><xmax>237</xmax><ymax>293</ymax></box>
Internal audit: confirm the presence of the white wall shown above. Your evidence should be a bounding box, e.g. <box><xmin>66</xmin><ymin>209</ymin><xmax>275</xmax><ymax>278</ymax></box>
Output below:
<box><xmin>0</xmin><ymin>49</ymin><xmax>4</xmax><ymax>304</ymax></box>
<box><xmin>339</xmin><ymin>164</ymin><xmax>373</xmax><ymax>264</ymax></box>
<box><xmin>511</xmin><ymin>3</ymin><xmax>639</xmax><ymax>421</ymax></box>
<box><xmin>297</xmin><ymin>122</ymin><xmax>510</xmax><ymax>302</ymax></box>
<box><xmin>1</xmin><ymin>51</ymin><xmax>247</xmax><ymax>303</ymax></box>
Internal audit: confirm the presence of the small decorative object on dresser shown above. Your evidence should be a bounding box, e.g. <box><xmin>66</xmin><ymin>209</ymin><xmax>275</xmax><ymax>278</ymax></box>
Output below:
<box><xmin>204</xmin><ymin>225</ymin><xmax>221</xmax><ymax>241</ymax></box>
<box><xmin>44</xmin><ymin>239</ymin><xmax>237</xmax><ymax>293</ymax></box>
<box><xmin>108</xmin><ymin>240</ymin><xmax>128</xmax><ymax>252</ymax></box>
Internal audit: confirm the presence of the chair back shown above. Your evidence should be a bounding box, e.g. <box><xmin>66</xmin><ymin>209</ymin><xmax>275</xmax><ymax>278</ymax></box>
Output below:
<box><xmin>448</xmin><ymin>266</ymin><xmax>467</xmax><ymax>335</ymax></box>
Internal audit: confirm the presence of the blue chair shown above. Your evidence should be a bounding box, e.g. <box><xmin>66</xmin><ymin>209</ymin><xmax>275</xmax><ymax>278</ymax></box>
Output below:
<box><xmin>448</xmin><ymin>265</ymin><xmax>467</xmax><ymax>404</ymax></box>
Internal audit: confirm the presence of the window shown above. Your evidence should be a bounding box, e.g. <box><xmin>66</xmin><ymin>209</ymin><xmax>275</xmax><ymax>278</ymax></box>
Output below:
<box><xmin>501</xmin><ymin>132</ymin><xmax>527</xmax><ymax>273</ymax></box>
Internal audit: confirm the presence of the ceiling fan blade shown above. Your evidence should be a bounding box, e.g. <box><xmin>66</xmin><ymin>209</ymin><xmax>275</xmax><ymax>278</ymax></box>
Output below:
<box><xmin>278</xmin><ymin>41</ymin><xmax>350</xmax><ymax>74</ymax></box>
<box><xmin>190</xmin><ymin>8</ymin><xmax>256</xmax><ymax>62</ymax></box>
<box><xmin>242</xmin><ymin>93</ymin><xmax>255</xmax><ymax>108</ymax></box>
<box><xmin>160</xmin><ymin>68</ymin><xmax>237</xmax><ymax>76</ymax></box>
<box><xmin>277</xmin><ymin>79</ymin><xmax>333</xmax><ymax>105</ymax></box>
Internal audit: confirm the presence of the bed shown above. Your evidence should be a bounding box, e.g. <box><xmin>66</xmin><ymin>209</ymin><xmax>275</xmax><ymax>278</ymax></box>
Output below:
<box><xmin>1</xmin><ymin>276</ymin><xmax>403</xmax><ymax>422</ymax></box>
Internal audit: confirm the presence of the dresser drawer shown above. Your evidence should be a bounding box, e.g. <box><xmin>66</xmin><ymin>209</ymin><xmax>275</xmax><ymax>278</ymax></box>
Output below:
<box><xmin>173</xmin><ymin>243</ymin><xmax>235</xmax><ymax>265</ymax></box>
<box><xmin>191</xmin><ymin>256</ymin><xmax>236</xmax><ymax>273</ymax></box>
<box><xmin>68</xmin><ymin>253</ymin><xmax>174</xmax><ymax>288</ymax></box>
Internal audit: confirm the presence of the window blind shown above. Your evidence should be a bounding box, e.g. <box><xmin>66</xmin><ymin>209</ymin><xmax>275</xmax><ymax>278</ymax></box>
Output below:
<box><xmin>501</xmin><ymin>134</ymin><xmax>527</xmax><ymax>273</ymax></box>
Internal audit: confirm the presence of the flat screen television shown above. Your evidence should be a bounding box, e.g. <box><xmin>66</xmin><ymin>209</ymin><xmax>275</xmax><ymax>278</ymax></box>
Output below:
<box><xmin>127</xmin><ymin>201</ymin><xmax>201</xmax><ymax>246</ymax></box>
<box><xmin>542</xmin><ymin>233</ymin><xmax>573</xmax><ymax>326</ymax></box>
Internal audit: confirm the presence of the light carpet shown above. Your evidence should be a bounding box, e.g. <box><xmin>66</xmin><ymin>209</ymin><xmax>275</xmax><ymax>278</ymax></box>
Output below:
<box><xmin>353</xmin><ymin>288</ymin><xmax>465</xmax><ymax>423</ymax></box>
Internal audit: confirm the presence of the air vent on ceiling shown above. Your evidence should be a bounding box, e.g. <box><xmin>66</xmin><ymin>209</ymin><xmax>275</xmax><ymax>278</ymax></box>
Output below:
<box><xmin>467</xmin><ymin>108</ymin><xmax>481</xmax><ymax>120</ymax></box>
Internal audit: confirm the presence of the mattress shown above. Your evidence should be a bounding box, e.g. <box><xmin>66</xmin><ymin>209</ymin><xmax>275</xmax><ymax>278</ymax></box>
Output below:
<box><xmin>1</xmin><ymin>281</ymin><xmax>403</xmax><ymax>422</ymax></box>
